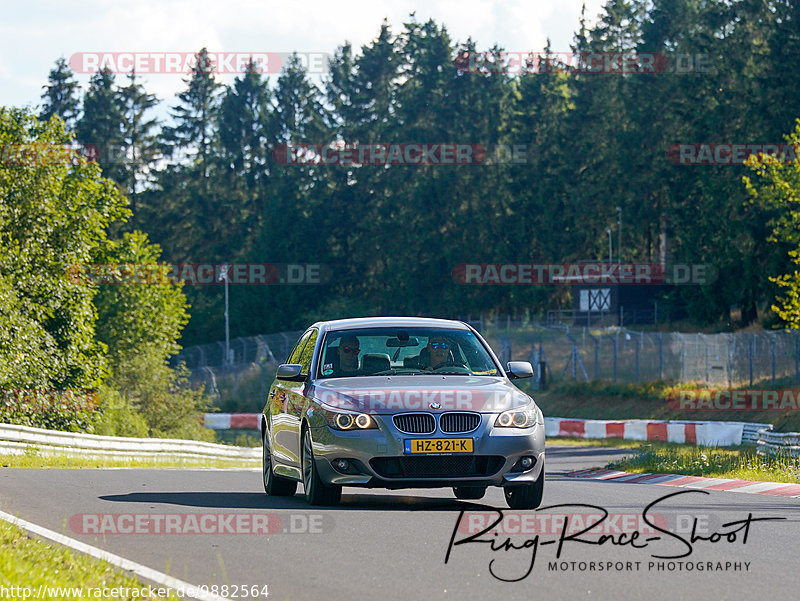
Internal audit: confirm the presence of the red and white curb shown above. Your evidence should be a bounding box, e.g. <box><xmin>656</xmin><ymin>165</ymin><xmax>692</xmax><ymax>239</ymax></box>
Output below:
<box><xmin>566</xmin><ymin>468</ymin><xmax>800</xmax><ymax>498</ymax></box>
<box><xmin>545</xmin><ymin>417</ymin><xmax>748</xmax><ymax>446</ymax></box>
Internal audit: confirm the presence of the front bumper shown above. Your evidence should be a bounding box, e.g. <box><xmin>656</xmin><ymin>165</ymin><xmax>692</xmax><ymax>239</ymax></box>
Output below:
<box><xmin>308</xmin><ymin>412</ymin><xmax>545</xmax><ymax>489</ymax></box>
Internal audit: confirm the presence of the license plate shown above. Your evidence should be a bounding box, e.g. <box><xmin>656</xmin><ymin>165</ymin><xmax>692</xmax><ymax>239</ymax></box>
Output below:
<box><xmin>404</xmin><ymin>438</ymin><xmax>473</xmax><ymax>454</ymax></box>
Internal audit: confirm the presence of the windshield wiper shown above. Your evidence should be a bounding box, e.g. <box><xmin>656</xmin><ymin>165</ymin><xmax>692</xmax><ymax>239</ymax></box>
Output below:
<box><xmin>432</xmin><ymin>371</ymin><xmax>473</xmax><ymax>375</ymax></box>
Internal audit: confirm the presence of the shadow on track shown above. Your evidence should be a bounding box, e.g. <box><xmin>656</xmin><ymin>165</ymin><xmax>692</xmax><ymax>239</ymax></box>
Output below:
<box><xmin>98</xmin><ymin>490</ymin><xmax>487</xmax><ymax>511</ymax></box>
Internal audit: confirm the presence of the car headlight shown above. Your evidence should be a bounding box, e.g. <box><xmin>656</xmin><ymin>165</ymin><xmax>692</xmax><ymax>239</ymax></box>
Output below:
<box><xmin>495</xmin><ymin>408</ymin><xmax>537</xmax><ymax>429</ymax></box>
<box><xmin>326</xmin><ymin>411</ymin><xmax>377</xmax><ymax>430</ymax></box>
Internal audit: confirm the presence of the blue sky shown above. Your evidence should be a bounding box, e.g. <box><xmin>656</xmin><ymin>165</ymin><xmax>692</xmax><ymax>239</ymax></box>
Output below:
<box><xmin>1</xmin><ymin>0</ymin><xmax>607</xmax><ymax>117</ymax></box>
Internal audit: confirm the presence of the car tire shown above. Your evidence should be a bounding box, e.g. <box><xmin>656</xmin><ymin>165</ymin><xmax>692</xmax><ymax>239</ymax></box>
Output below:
<box><xmin>263</xmin><ymin>431</ymin><xmax>297</xmax><ymax>496</ymax></box>
<box><xmin>504</xmin><ymin>472</ymin><xmax>544</xmax><ymax>509</ymax></box>
<box><xmin>302</xmin><ymin>428</ymin><xmax>342</xmax><ymax>506</ymax></box>
<box><xmin>452</xmin><ymin>486</ymin><xmax>487</xmax><ymax>500</ymax></box>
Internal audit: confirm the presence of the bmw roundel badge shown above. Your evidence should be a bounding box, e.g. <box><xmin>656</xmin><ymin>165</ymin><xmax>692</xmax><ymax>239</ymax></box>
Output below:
<box><xmin>429</xmin><ymin>402</ymin><xmax>441</xmax><ymax>410</ymax></box>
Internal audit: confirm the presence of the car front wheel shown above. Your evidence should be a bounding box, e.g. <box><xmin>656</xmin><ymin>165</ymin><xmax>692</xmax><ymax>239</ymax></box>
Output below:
<box><xmin>504</xmin><ymin>473</ymin><xmax>544</xmax><ymax>509</ymax></box>
<box><xmin>301</xmin><ymin>428</ymin><xmax>342</xmax><ymax>506</ymax></box>
<box><xmin>263</xmin><ymin>431</ymin><xmax>297</xmax><ymax>496</ymax></box>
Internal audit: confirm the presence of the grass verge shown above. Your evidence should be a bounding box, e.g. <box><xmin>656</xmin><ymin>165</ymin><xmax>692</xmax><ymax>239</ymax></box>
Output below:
<box><xmin>548</xmin><ymin>436</ymin><xmax>647</xmax><ymax>449</ymax></box>
<box><xmin>549</xmin><ymin>436</ymin><xmax>800</xmax><ymax>483</ymax></box>
<box><xmin>604</xmin><ymin>442</ymin><xmax>800</xmax><ymax>484</ymax></box>
<box><xmin>0</xmin><ymin>450</ymin><xmax>259</xmax><ymax>470</ymax></box>
<box><xmin>0</xmin><ymin>518</ymin><xmax>176</xmax><ymax>599</ymax></box>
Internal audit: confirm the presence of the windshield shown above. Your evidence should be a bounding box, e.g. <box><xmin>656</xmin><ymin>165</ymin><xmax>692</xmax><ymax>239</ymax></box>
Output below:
<box><xmin>317</xmin><ymin>327</ymin><xmax>501</xmax><ymax>378</ymax></box>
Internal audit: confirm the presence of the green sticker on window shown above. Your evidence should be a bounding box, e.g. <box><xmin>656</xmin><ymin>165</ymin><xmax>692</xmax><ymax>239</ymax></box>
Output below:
<box><xmin>323</xmin><ymin>368</ymin><xmax>334</xmax><ymax>375</ymax></box>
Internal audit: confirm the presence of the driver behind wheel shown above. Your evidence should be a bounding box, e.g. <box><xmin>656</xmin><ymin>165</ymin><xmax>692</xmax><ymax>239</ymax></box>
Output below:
<box><xmin>329</xmin><ymin>335</ymin><xmax>361</xmax><ymax>376</ymax></box>
<box><xmin>423</xmin><ymin>335</ymin><xmax>455</xmax><ymax>370</ymax></box>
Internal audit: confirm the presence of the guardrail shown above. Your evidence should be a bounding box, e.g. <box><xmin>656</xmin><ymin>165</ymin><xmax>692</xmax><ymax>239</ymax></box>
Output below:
<box><xmin>756</xmin><ymin>429</ymin><xmax>800</xmax><ymax>458</ymax></box>
<box><xmin>742</xmin><ymin>422</ymin><xmax>773</xmax><ymax>444</ymax></box>
<box><xmin>202</xmin><ymin>413</ymin><xmax>774</xmax><ymax>447</ymax></box>
<box><xmin>0</xmin><ymin>423</ymin><xmax>260</xmax><ymax>462</ymax></box>
<box><xmin>545</xmin><ymin>417</ymin><xmax>772</xmax><ymax>447</ymax></box>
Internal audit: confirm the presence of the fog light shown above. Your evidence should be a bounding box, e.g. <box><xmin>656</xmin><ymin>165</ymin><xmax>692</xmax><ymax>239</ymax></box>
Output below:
<box><xmin>510</xmin><ymin>455</ymin><xmax>536</xmax><ymax>473</ymax></box>
<box><xmin>334</xmin><ymin>459</ymin><xmax>349</xmax><ymax>471</ymax></box>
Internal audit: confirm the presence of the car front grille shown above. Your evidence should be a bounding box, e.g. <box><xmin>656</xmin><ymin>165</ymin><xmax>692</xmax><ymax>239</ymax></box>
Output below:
<box><xmin>439</xmin><ymin>412</ymin><xmax>481</xmax><ymax>433</ymax></box>
<box><xmin>370</xmin><ymin>456</ymin><xmax>505</xmax><ymax>479</ymax></box>
<box><xmin>393</xmin><ymin>413</ymin><xmax>436</xmax><ymax>434</ymax></box>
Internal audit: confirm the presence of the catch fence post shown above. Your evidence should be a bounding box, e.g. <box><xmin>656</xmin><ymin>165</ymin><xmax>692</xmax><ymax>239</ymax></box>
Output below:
<box><xmin>611</xmin><ymin>335</ymin><xmax>617</xmax><ymax>382</ymax></box>
<box><xmin>771</xmin><ymin>335</ymin><xmax>776</xmax><ymax>386</ymax></box>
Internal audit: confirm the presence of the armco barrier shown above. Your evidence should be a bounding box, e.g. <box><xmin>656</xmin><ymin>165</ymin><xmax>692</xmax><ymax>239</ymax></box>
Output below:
<box><xmin>204</xmin><ymin>412</ymin><xmax>773</xmax><ymax>448</ymax></box>
<box><xmin>756</xmin><ymin>429</ymin><xmax>800</xmax><ymax>458</ymax></box>
<box><xmin>0</xmin><ymin>423</ymin><xmax>260</xmax><ymax>462</ymax></box>
<box><xmin>545</xmin><ymin>417</ymin><xmax>772</xmax><ymax>447</ymax></box>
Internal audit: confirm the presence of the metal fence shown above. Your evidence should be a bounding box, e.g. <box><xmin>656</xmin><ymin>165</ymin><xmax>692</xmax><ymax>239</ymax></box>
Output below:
<box><xmin>514</xmin><ymin>327</ymin><xmax>800</xmax><ymax>388</ymax></box>
<box><xmin>174</xmin><ymin>322</ymin><xmax>800</xmax><ymax>409</ymax></box>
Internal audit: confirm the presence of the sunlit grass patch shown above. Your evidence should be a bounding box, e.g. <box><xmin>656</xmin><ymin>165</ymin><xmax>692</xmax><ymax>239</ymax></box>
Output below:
<box><xmin>548</xmin><ymin>436</ymin><xmax>647</xmax><ymax>449</ymax></box>
<box><xmin>0</xmin><ymin>451</ymin><xmax>258</xmax><ymax>470</ymax></box>
<box><xmin>607</xmin><ymin>443</ymin><xmax>800</xmax><ymax>483</ymax></box>
<box><xmin>0</xmin><ymin>518</ymin><xmax>178</xmax><ymax>599</ymax></box>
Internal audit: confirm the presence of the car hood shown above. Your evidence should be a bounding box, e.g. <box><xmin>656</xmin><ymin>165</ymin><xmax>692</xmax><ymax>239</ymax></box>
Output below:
<box><xmin>310</xmin><ymin>375</ymin><xmax>534</xmax><ymax>414</ymax></box>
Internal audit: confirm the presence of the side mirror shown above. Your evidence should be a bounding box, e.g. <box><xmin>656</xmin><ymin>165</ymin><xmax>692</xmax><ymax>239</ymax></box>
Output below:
<box><xmin>506</xmin><ymin>361</ymin><xmax>533</xmax><ymax>380</ymax></box>
<box><xmin>276</xmin><ymin>364</ymin><xmax>306</xmax><ymax>381</ymax></box>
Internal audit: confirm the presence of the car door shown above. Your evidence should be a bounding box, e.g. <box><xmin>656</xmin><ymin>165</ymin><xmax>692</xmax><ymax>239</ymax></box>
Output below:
<box><xmin>286</xmin><ymin>328</ymin><xmax>318</xmax><ymax>466</ymax></box>
<box><xmin>269</xmin><ymin>330</ymin><xmax>314</xmax><ymax>477</ymax></box>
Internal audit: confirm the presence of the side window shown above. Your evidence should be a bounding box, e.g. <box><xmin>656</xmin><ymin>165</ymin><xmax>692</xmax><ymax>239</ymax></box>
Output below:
<box><xmin>287</xmin><ymin>331</ymin><xmax>312</xmax><ymax>364</ymax></box>
<box><xmin>297</xmin><ymin>329</ymin><xmax>318</xmax><ymax>375</ymax></box>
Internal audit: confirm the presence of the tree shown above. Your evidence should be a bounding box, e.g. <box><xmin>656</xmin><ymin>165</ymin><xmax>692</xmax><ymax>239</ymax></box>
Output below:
<box><xmin>40</xmin><ymin>58</ymin><xmax>81</xmax><ymax>129</ymax></box>
<box><xmin>77</xmin><ymin>68</ymin><xmax>125</xmax><ymax>184</ymax></box>
<box><xmin>148</xmin><ymin>48</ymin><xmax>224</xmax><ymax>263</ymax></box>
<box><xmin>92</xmin><ymin>231</ymin><xmax>189</xmax><ymax>369</ymax></box>
<box><xmin>91</xmin><ymin>230</ymin><xmax>209</xmax><ymax>438</ymax></box>
<box><xmin>744</xmin><ymin>120</ymin><xmax>800</xmax><ymax>327</ymax></box>
<box><xmin>217</xmin><ymin>60</ymin><xmax>271</xmax><ymax>254</ymax></box>
<box><xmin>0</xmin><ymin>106</ymin><xmax>129</xmax><ymax>390</ymax></box>
<box><xmin>162</xmin><ymin>47</ymin><xmax>223</xmax><ymax>182</ymax></box>
<box><xmin>118</xmin><ymin>71</ymin><xmax>161</xmax><ymax>213</ymax></box>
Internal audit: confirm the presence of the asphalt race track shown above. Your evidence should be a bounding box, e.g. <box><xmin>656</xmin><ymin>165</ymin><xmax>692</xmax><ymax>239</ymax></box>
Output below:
<box><xmin>1</xmin><ymin>445</ymin><xmax>798</xmax><ymax>601</ymax></box>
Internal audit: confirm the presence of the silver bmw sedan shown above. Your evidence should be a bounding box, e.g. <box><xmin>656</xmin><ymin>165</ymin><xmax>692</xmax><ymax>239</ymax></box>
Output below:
<box><xmin>261</xmin><ymin>317</ymin><xmax>545</xmax><ymax>507</ymax></box>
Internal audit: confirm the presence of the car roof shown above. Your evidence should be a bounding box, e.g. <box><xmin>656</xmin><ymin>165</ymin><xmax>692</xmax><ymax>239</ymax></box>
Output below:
<box><xmin>310</xmin><ymin>317</ymin><xmax>471</xmax><ymax>333</ymax></box>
